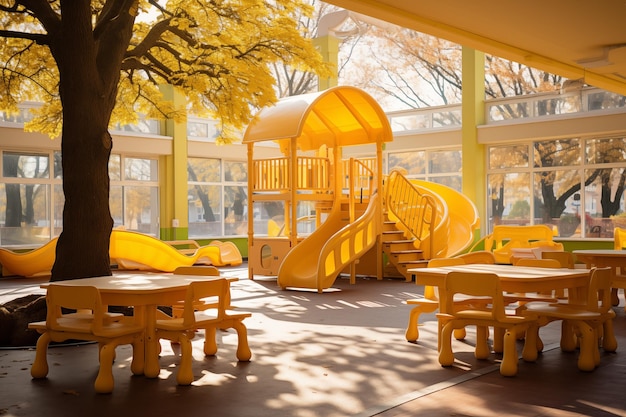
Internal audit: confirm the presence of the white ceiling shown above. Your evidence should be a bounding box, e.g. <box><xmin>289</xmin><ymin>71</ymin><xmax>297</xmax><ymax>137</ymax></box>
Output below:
<box><xmin>324</xmin><ymin>0</ymin><xmax>626</xmax><ymax>96</ymax></box>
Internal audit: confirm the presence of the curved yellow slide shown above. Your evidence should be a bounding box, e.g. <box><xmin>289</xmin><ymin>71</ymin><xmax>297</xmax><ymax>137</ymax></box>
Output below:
<box><xmin>109</xmin><ymin>230</ymin><xmax>232</xmax><ymax>271</ymax></box>
<box><xmin>411</xmin><ymin>180</ymin><xmax>480</xmax><ymax>257</ymax></box>
<box><xmin>0</xmin><ymin>230</ymin><xmax>241</xmax><ymax>277</ymax></box>
<box><xmin>277</xmin><ymin>193</ymin><xmax>380</xmax><ymax>292</ymax></box>
<box><xmin>277</xmin><ymin>205</ymin><xmax>345</xmax><ymax>291</ymax></box>
<box><xmin>0</xmin><ymin>238</ymin><xmax>58</xmax><ymax>277</ymax></box>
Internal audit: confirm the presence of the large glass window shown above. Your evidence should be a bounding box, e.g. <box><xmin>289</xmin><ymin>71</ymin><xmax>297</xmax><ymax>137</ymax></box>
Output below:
<box><xmin>387</xmin><ymin>148</ymin><xmax>462</xmax><ymax>190</ymax></box>
<box><xmin>188</xmin><ymin>157</ymin><xmax>248</xmax><ymax>238</ymax></box>
<box><xmin>0</xmin><ymin>151</ymin><xmax>60</xmax><ymax>246</ymax></box>
<box><xmin>111</xmin><ymin>156</ymin><xmax>159</xmax><ymax>236</ymax></box>
<box><xmin>487</xmin><ymin>136</ymin><xmax>626</xmax><ymax>238</ymax></box>
<box><xmin>0</xmin><ymin>151</ymin><xmax>159</xmax><ymax>246</ymax></box>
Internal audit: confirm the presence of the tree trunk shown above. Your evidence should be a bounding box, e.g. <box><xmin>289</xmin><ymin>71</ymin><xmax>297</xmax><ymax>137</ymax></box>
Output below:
<box><xmin>48</xmin><ymin>1</ymin><xmax>134</xmax><ymax>281</ymax></box>
<box><xmin>51</xmin><ymin>114</ymin><xmax>114</xmax><ymax>281</ymax></box>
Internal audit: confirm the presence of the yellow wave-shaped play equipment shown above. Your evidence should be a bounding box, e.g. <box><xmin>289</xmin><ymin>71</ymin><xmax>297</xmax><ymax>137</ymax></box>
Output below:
<box><xmin>0</xmin><ymin>230</ymin><xmax>242</xmax><ymax>277</ymax></box>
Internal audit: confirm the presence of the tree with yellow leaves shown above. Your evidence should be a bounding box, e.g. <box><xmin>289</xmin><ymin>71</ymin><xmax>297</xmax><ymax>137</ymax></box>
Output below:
<box><xmin>0</xmin><ymin>0</ymin><xmax>331</xmax><ymax>281</ymax></box>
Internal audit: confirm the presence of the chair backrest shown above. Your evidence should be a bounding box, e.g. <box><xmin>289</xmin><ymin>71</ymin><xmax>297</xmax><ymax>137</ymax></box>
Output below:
<box><xmin>427</xmin><ymin>258</ymin><xmax>465</xmax><ymax>268</ymax></box>
<box><xmin>513</xmin><ymin>258</ymin><xmax>562</xmax><ymax>268</ymax></box>
<box><xmin>181</xmin><ymin>279</ymin><xmax>229</xmax><ymax>326</ymax></box>
<box><xmin>455</xmin><ymin>251</ymin><xmax>496</xmax><ymax>265</ymax></box>
<box><xmin>614</xmin><ymin>227</ymin><xmax>626</xmax><ymax>250</ymax></box>
<box><xmin>442</xmin><ymin>271</ymin><xmax>506</xmax><ymax>321</ymax></box>
<box><xmin>587</xmin><ymin>267</ymin><xmax>612</xmax><ymax>313</ymax></box>
<box><xmin>425</xmin><ymin>258</ymin><xmax>465</xmax><ymax>300</ymax></box>
<box><xmin>46</xmin><ymin>285</ymin><xmax>105</xmax><ymax>332</ymax></box>
<box><xmin>174</xmin><ymin>266</ymin><xmax>220</xmax><ymax>276</ymax></box>
<box><xmin>541</xmin><ymin>251</ymin><xmax>575</xmax><ymax>268</ymax></box>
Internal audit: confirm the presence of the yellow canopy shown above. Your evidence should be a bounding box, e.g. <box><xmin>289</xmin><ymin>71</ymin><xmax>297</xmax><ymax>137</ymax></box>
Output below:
<box><xmin>243</xmin><ymin>86</ymin><xmax>393</xmax><ymax>151</ymax></box>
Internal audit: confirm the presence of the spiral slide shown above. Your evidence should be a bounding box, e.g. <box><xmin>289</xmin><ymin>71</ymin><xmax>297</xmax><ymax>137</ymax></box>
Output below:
<box><xmin>0</xmin><ymin>230</ymin><xmax>241</xmax><ymax>277</ymax></box>
<box><xmin>411</xmin><ymin>179</ymin><xmax>480</xmax><ymax>257</ymax></box>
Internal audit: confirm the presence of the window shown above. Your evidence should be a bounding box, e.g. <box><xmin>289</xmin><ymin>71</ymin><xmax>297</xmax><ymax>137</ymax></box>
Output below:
<box><xmin>187</xmin><ymin>158</ymin><xmax>248</xmax><ymax>238</ymax></box>
<box><xmin>111</xmin><ymin>156</ymin><xmax>159</xmax><ymax>236</ymax></box>
<box><xmin>486</xmin><ymin>136</ymin><xmax>626</xmax><ymax>238</ymax></box>
<box><xmin>0</xmin><ymin>151</ymin><xmax>159</xmax><ymax>247</ymax></box>
<box><xmin>0</xmin><ymin>151</ymin><xmax>61</xmax><ymax>246</ymax></box>
<box><xmin>387</xmin><ymin>148</ymin><xmax>462</xmax><ymax>191</ymax></box>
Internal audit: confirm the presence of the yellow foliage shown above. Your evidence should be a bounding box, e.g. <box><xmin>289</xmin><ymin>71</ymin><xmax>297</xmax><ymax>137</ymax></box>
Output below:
<box><xmin>0</xmin><ymin>0</ymin><xmax>333</xmax><ymax>139</ymax></box>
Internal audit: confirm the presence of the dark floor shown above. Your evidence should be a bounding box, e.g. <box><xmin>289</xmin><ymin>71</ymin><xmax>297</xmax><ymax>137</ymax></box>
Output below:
<box><xmin>1</xmin><ymin>266</ymin><xmax>625</xmax><ymax>417</ymax></box>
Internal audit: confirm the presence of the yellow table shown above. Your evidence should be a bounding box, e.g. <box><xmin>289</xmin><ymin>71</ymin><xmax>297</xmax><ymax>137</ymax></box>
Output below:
<box><xmin>573</xmin><ymin>249</ymin><xmax>626</xmax><ymax>306</ymax></box>
<box><xmin>411</xmin><ymin>263</ymin><xmax>592</xmax><ymax>304</ymax></box>
<box><xmin>41</xmin><ymin>273</ymin><xmax>235</xmax><ymax>378</ymax></box>
<box><xmin>409</xmin><ymin>264</ymin><xmax>592</xmax><ymax>370</ymax></box>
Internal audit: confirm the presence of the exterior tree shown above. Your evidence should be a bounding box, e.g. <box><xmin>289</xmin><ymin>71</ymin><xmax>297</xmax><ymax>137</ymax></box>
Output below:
<box><xmin>271</xmin><ymin>0</ymin><xmax>339</xmax><ymax>97</ymax></box>
<box><xmin>0</xmin><ymin>0</ymin><xmax>331</xmax><ymax>281</ymax></box>
<box><xmin>338</xmin><ymin>23</ymin><xmax>626</xmax><ymax>232</ymax></box>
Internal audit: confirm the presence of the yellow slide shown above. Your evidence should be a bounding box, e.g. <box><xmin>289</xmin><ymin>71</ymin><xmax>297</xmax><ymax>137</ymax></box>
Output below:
<box><xmin>0</xmin><ymin>238</ymin><xmax>58</xmax><ymax>277</ymax></box>
<box><xmin>0</xmin><ymin>230</ymin><xmax>242</xmax><ymax>277</ymax></box>
<box><xmin>410</xmin><ymin>180</ymin><xmax>480</xmax><ymax>257</ymax></box>
<box><xmin>277</xmin><ymin>193</ymin><xmax>380</xmax><ymax>292</ymax></box>
<box><xmin>109</xmin><ymin>230</ymin><xmax>237</xmax><ymax>271</ymax></box>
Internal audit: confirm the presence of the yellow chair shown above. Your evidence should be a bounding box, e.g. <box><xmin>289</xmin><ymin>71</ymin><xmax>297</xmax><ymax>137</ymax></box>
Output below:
<box><xmin>155</xmin><ymin>279</ymin><xmax>252</xmax><ymax>385</ymax></box>
<box><xmin>172</xmin><ymin>266</ymin><xmax>222</xmax><ymax>317</ymax></box>
<box><xmin>505</xmin><ymin>258</ymin><xmax>560</xmax><ymax>305</ymax></box>
<box><xmin>541</xmin><ymin>250</ymin><xmax>575</xmax><ymax>268</ymax></box>
<box><xmin>405</xmin><ymin>258</ymin><xmax>464</xmax><ymax>342</ymax></box>
<box><xmin>455</xmin><ymin>251</ymin><xmax>496</xmax><ymax>265</ymax></box>
<box><xmin>28</xmin><ymin>285</ymin><xmax>145</xmax><ymax>393</ymax></box>
<box><xmin>436</xmin><ymin>271</ymin><xmax>537</xmax><ymax>377</ymax></box>
<box><xmin>513</xmin><ymin>258</ymin><xmax>561</xmax><ymax>268</ymax></box>
<box><xmin>521</xmin><ymin>267</ymin><xmax>617</xmax><ymax>371</ymax></box>
<box><xmin>540</xmin><ymin>251</ymin><xmax>575</xmax><ymax>298</ymax></box>
<box><xmin>406</xmin><ymin>256</ymin><xmax>496</xmax><ymax>342</ymax></box>
<box><xmin>612</xmin><ymin>227</ymin><xmax>626</xmax><ymax>308</ymax></box>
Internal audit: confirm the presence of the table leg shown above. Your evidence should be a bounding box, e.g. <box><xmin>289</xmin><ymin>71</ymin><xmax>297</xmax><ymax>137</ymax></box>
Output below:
<box><xmin>130</xmin><ymin>306</ymin><xmax>146</xmax><ymax>376</ymax></box>
<box><xmin>143</xmin><ymin>306</ymin><xmax>161</xmax><ymax>378</ymax></box>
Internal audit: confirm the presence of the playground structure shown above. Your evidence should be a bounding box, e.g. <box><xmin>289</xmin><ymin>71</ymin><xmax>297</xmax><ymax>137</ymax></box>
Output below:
<box><xmin>0</xmin><ymin>229</ymin><xmax>242</xmax><ymax>277</ymax></box>
<box><xmin>0</xmin><ymin>86</ymin><xmax>479</xmax><ymax>284</ymax></box>
<box><xmin>243</xmin><ymin>86</ymin><xmax>480</xmax><ymax>292</ymax></box>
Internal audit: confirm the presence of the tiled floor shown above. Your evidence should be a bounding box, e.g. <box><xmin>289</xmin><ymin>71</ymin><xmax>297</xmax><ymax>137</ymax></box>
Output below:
<box><xmin>1</xmin><ymin>266</ymin><xmax>624</xmax><ymax>417</ymax></box>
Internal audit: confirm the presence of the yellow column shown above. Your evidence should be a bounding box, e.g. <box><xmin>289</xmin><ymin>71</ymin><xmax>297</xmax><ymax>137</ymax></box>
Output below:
<box><xmin>461</xmin><ymin>47</ymin><xmax>486</xmax><ymax>237</ymax></box>
<box><xmin>313</xmin><ymin>35</ymin><xmax>339</xmax><ymax>91</ymax></box>
<box><xmin>159</xmin><ymin>84</ymin><xmax>188</xmax><ymax>240</ymax></box>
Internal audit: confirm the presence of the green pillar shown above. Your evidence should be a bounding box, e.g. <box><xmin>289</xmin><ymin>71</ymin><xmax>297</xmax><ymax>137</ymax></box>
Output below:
<box><xmin>461</xmin><ymin>47</ymin><xmax>487</xmax><ymax>237</ymax></box>
<box><xmin>159</xmin><ymin>84</ymin><xmax>188</xmax><ymax>240</ymax></box>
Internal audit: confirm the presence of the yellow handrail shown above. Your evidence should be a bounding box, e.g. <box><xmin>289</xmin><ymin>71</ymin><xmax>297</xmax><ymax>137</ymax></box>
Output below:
<box><xmin>385</xmin><ymin>170</ymin><xmax>437</xmax><ymax>259</ymax></box>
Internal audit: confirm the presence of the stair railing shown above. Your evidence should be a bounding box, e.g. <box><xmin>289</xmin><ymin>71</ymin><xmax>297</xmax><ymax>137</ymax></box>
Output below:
<box><xmin>385</xmin><ymin>170</ymin><xmax>437</xmax><ymax>259</ymax></box>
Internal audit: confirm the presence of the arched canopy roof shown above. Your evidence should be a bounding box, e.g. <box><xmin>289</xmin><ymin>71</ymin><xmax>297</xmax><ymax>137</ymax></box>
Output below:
<box><xmin>243</xmin><ymin>86</ymin><xmax>393</xmax><ymax>152</ymax></box>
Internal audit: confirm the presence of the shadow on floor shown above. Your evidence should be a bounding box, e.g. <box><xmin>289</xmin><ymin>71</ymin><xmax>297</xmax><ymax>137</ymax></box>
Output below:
<box><xmin>0</xmin><ymin>270</ymin><xmax>624</xmax><ymax>417</ymax></box>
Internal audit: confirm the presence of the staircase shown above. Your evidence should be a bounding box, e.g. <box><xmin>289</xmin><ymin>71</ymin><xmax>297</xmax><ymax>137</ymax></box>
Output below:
<box><xmin>381</xmin><ymin>213</ymin><xmax>427</xmax><ymax>281</ymax></box>
<box><xmin>381</xmin><ymin>171</ymin><xmax>438</xmax><ymax>281</ymax></box>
